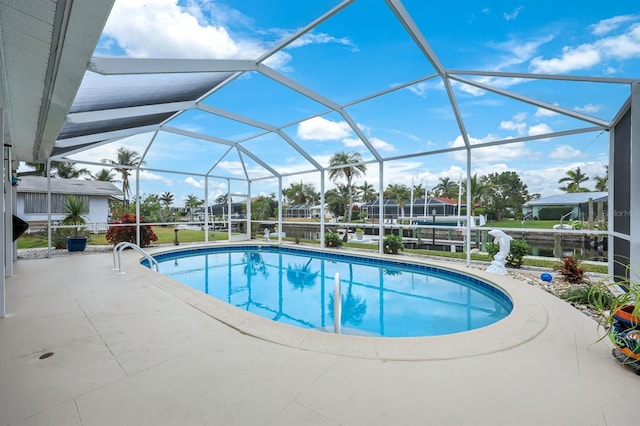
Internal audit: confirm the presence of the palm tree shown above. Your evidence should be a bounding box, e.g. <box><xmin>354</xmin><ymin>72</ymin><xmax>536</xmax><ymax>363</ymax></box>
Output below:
<box><xmin>159</xmin><ymin>191</ymin><xmax>174</xmax><ymax>207</ymax></box>
<box><xmin>184</xmin><ymin>194</ymin><xmax>204</xmax><ymax>221</ymax></box>
<box><xmin>215</xmin><ymin>194</ymin><xmax>229</xmax><ymax>204</ymax></box>
<box><xmin>328</xmin><ymin>151</ymin><xmax>367</xmax><ymax>221</ymax></box>
<box><xmin>302</xmin><ymin>183</ymin><xmax>319</xmax><ymax>206</ymax></box>
<box><xmin>558</xmin><ymin>166</ymin><xmax>589</xmax><ymax>192</ymax></box>
<box><xmin>325</xmin><ymin>183</ymin><xmax>351</xmax><ymax>219</ymax></box>
<box><xmin>461</xmin><ymin>174</ymin><xmax>489</xmax><ymax>216</ymax></box>
<box><xmin>102</xmin><ymin>147</ymin><xmax>145</xmax><ymax>205</ymax></box>
<box><xmin>594</xmin><ymin>165</ymin><xmax>608</xmax><ymax>192</ymax></box>
<box><xmin>384</xmin><ymin>184</ymin><xmax>411</xmax><ymax>218</ymax></box>
<box><xmin>357</xmin><ymin>181</ymin><xmax>377</xmax><ymax>203</ymax></box>
<box><xmin>51</xmin><ymin>161</ymin><xmax>92</xmax><ymax>179</ymax></box>
<box><xmin>93</xmin><ymin>168</ymin><xmax>116</xmax><ymax>182</ymax></box>
<box><xmin>433</xmin><ymin>177</ymin><xmax>458</xmax><ymax>198</ymax></box>
<box><xmin>283</xmin><ymin>182</ymin><xmax>306</xmax><ymax>205</ymax></box>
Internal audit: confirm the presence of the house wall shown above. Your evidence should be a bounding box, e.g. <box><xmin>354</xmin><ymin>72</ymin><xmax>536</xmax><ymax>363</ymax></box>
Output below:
<box><xmin>16</xmin><ymin>194</ymin><xmax>112</xmax><ymax>231</ymax></box>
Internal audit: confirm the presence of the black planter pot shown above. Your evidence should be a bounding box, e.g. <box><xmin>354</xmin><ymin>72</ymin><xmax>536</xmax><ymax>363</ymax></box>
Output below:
<box><xmin>67</xmin><ymin>237</ymin><xmax>87</xmax><ymax>252</ymax></box>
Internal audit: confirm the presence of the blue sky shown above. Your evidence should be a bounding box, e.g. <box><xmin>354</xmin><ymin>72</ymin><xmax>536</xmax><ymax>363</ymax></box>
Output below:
<box><xmin>60</xmin><ymin>0</ymin><xmax>640</xmax><ymax>206</ymax></box>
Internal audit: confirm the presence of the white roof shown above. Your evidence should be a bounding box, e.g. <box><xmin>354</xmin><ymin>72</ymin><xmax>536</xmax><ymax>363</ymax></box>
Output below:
<box><xmin>525</xmin><ymin>192</ymin><xmax>608</xmax><ymax>206</ymax></box>
<box><xmin>16</xmin><ymin>176</ymin><xmax>123</xmax><ymax>197</ymax></box>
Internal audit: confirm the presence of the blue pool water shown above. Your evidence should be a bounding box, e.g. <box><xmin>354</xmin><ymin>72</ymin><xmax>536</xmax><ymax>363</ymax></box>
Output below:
<box><xmin>147</xmin><ymin>246</ymin><xmax>512</xmax><ymax>337</ymax></box>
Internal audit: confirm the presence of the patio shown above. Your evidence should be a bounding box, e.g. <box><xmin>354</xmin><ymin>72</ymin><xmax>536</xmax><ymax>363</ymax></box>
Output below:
<box><xmin>1</xmin><ymin>246</ymin><xmax>637</xmax><ymax>426</ymax></box>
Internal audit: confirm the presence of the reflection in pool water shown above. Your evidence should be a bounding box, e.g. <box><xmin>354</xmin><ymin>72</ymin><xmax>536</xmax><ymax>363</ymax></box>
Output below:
<box><xmin>151</xmin><ymin>246</ymin><xmax>512</xmax><ymax>337</ymax></box>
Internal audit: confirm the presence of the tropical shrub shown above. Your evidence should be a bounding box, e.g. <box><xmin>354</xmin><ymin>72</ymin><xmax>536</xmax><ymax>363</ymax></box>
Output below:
<box><xmin>560</xmin><ymin>283</ymin><xmax>612</xmax><ymax>309</ymax></box>
<box><xmin>486</xmin><ymin>242</ymin><xmax>499</xmax><ymax>259</ymax></box>
<box><xmin>487</xmin><ymin>238</ymin><xmax>531</xmax><ymax>269</ymax></box>
<box><xmin>325</xmin><ymin>232</ymin><xmax>343</xmax><ymax>248</ymax></box>
<box><xmin>38</xmin><ymin>227</ymin><xmax>73</xmax><ymax>249</ymax></box>
<box><xmin>105</xmin><ymin>213</ymin><xmax>158</xmax><ymax>247</ymax></box>
<box><xmin>61</xmin><ymin>196</ymin><xmax>88</xmax><ymax>238</ymax></box>
<box><xmin>383</xmin><ymin>234</ymin><xmax>404</xmax><ymax>254</ymax></box>
<box><xmin>505</xmin><ymin>239</ymin><xmax>531</xmax><ymax>268</ymax></box>
<box><xmin>553</xmin><ymin>256</ymin><xmax>586</xmax><ymax>284</ymax></box>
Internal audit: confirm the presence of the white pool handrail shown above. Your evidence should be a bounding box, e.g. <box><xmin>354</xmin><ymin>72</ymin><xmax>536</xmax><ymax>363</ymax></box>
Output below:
<box><xmin>113</xmin><ymin>241</ymin><xmax>159</xmax><ymax>274</ymax></box>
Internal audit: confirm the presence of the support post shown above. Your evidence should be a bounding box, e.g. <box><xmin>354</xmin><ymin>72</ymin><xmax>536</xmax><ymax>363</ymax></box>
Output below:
<box><xmin>4</xmin><ymin>146</ymin><xmax>13</xmax><ymax>277</ymax></box>
<box><xmin>277</xmin><ymin>177</ymin><xmax>282</xmax><ymax>243</ymax></box>
<box><xmin>135</xmin><ymin>168</ymin><xmax>140</xmax><ymax>246</ymax></box>
<box><xmin>630</xmin><ymin>82</ymin><xmax>640</xmax><ymax>278</ymax></box>
<box><xmin>320</xmin><ymin>171</ymin><xmax>325</xmax><ymax>247</ymax></box>
<box><xmin>227</xmin><ymin>179</ymin><xmax>232</xmax><ymax>240</ymax></box>
<box><xmin>1</xmin><ymin>128</ymin><xmax>5</xmax><ymax>317</ymax></box>
<box><xmin>204</xmin><ymin>176</ymin><xmax>209</xmax><ymax>242</ymax></box>
<box><xmin>246</xmin><ymin>180</ymin><xmax>252</xmax><ymax>240</ymax></box>
<box><xmin>378</xmin><ymin>162</ymin><xmax>384</xmax><ymax>255</ymax></box>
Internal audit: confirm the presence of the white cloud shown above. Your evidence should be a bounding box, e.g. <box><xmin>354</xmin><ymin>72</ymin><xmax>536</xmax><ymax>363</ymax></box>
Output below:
<box><xmin>534</xmin><ymin>106</ymin><xmax>559</xmax><ymax>118</ymax></box>
<box><xmin>101</xmin><ymin>0</ymin><xmax>253</xmax><ymax>59</ymax></box>
<box><xmin>139</xmin><ymin>171</ymin><xmax>173</xmax><ymax>186</ymax></box>
<box><xmin>499</xmin><ymin>120</ymin><xmax>526</xmax><ymax>135</ymax></box>
<box><xmin>369</xmin><ymin>137</ymin><xmax>397</xmax><ymax>152</ymax></box>
<box><xmin>490</xmin><ymin>35</ymin><xmax>554</xmax><ymax>70</ymax></box>
<box><xmin>590</xmin><ymin>14</ymin><xmax>638</xmax><ymax>36</ymax></box>
<box><xmin>185</xmin><ymin>176</ymin><xmax>205</xmax><ymax>189</ymax></box>
<box><xmin>513</xmin><ymin>112</ymin><xmax>527</xmax><ymax>122</ymax></box>
<box><xmin>521</xmin><ymin>161</ymin><xmax>606</xmax><ymax>196</ymax></box>
<box><xmin>574</xmin><ymin>103</ymin><xmax>601</xmax><ymax>113</ymax></box>
<box><xmin>289</xmin><ymin>32</ymin><xmax>359</xmax><ymax>52</ymax></box>
<box><xmin>406</xmin><ymin>79</ymin><xmax>444</xmax><ymax>97</ymax></box>
<box><xmin>342</xmin><ymin>137</ymin><xmax>365</xmax><ymax>149</ymax></box>
<box><xmin>531</xmin><ymin>44</ymin><xmax>601</xmax><ymax>73</ymax></box>
<box><xmin>528</xmin><ymin>123</ymin><xmax>553</xmax><ymax>136</ymax></box>
<box><xmin>503</xmin><ymin>6</ymin><xmax>524</xmax><ymax>21</ymax></box>
<box><xmin>548</xmin><ymin>145</ymin><xmax>585</xmax><ymax>159</ymax></box>
<box><xmin>450</xmin><ymin>134</ymin><xmax>531</xmax><ymax>162</ymax></box>
<box><xmin>530</xmin><ymin>21</ymin><xmax>640</xmax><ymax>73</ymax></box>
<box><xmin>296</xmin><ymin>116</ymin><xmax>353</xmax><ymax>141</ymax></box>
<box><xmin>451</xmin><ymin>80</ymin><xmax>485</xmax><ymax>97</ymax></box>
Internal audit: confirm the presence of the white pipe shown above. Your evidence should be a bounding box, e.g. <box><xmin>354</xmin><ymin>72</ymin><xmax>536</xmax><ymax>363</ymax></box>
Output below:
<box><xmin>334</xmin><ymin>272</ymin><xmax>341</xmax><ymax>334</ymax></box>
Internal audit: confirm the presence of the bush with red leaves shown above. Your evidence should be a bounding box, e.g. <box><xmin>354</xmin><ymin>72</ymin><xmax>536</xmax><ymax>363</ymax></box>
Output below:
<box><xmin>553</xmin><ymin>255</ymin><xmax>586</xmax><ymax>284</ymax></box>
<box><xmin>105</xmin><ymin>213</ymin><xmax>158</xmax><ymax>247</ymax></box>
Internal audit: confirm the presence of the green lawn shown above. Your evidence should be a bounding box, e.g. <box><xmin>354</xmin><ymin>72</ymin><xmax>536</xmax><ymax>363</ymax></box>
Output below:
<box><xmin>484</xmin><ymin>220</ymin><xmax>560</xmax><ymax>229</ymax></box>
<box><xmin>17</xmin><ymin>226</ymin><xmax>231</xmax><ymax>249</ymax></box>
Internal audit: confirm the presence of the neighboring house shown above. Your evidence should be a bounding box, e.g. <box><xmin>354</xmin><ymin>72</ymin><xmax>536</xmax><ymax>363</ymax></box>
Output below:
<box><xmin>285</xmin><ymin>204</ymin><xmax>310</xmax><ymax>218</ymax></box>
<box><xmin>16</xmin><ymin>176</ymin><xmax>123</xmax><ymax>231</ymax></box>
<box><xmin>309</xmin><ymin>204</ymin><xmax>333</xmax><ymax>219</ymax></box>
<box><xmin>361</xmin><ymin>197</ymin><xmax>463</xmax><ymax>220</ymax></box>
<box><xmin>522</xmin><ymin>192</ymin><xmax>608</xmax><ymax>221</ymax></box>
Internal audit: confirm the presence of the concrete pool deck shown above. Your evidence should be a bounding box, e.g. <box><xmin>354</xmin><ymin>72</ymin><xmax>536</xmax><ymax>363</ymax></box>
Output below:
<box><xmin>1</xmin><ymin>244</ymin><xmax>638</xmax><ymax>425</ymax></box>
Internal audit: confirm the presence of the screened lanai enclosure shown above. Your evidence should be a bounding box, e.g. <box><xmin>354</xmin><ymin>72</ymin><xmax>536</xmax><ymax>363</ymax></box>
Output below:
<box><xmin>2</xmin><ymin>1</ymin><xmax>640</xmax><ymax>317</ymax></box>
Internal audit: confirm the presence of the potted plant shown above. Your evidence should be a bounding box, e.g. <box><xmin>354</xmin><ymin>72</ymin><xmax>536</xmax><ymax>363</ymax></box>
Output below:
<box><xmin>589</xmin><ymin>270</ymin><xmax>640</xmax><ymax>375</ymax></box>
<box><xmin>61</xmin><ymin>196</ymin><xmax>89</xmax><ymax>252</ymax></box>
<box><xmin>355</xmin><ymin>227</ymin><xmax>364</xmax><ymax>240</ymax></box>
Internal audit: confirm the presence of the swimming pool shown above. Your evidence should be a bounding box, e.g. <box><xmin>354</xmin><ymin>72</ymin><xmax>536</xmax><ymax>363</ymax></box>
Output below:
<box><xmin>146</xmin><ymin>245</ymin><xmax>512</xmax><ymax>338</ymax></box>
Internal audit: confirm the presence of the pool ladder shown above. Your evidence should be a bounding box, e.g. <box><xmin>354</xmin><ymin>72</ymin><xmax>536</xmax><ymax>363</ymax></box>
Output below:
<box><xmin>112</xmin><ymin>242</ymin><xmax>159</xmax><ymax>274</ymax></box>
